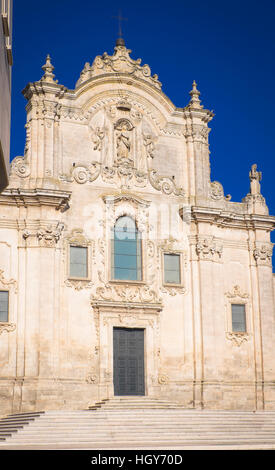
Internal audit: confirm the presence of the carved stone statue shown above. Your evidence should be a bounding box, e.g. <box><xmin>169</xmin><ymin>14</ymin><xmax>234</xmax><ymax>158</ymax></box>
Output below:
<box><xmin>115</xmin><ymin>119</ymin><xmax>134</xmax><ymax>166</ymax></box>
<box><xmin>249</xmin><ymin>164</ymin><xmax>262</xmax><ymax>195</ymax></box>
<box><xmin>117</xmin><ymin>128</ymin><xmax>130</xmax><ymax>159</ymax></box>
<box><xmin>91</xmin><ymin>126</ymin><xmax>105</xmax><ymax>151</ymax></box>
<box><xmin>143</xmin><ymin>134</ymin><xmax>155</xmax><ymax>159</ymax></box>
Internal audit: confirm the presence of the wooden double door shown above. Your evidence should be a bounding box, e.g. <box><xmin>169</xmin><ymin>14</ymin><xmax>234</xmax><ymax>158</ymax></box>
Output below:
<box><xmin>113</xmin><ymin>327</ymin><xmax>145</xmax><ymax>396</ymax></box>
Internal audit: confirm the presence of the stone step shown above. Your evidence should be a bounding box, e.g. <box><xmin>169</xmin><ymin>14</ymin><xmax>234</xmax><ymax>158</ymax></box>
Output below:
<box><xmin>1</xmin><ymin>443</ymin><xmax>275</xmax><ymax>450</ymax></box>
<box><xmin>33</xmin><ymin>414</ymin><xmax>275</xmax><ymax>422</ymax></box>
<box><xmin>7</xmin><ymin>412</ymin><xmax>44</xmax><ymax>417</ymax></box>
<box><xmin>11</xmin><ymin>422</ymin><xmax>275</xmax><ymax>431</ymax></box>
<box><xmin>0</xmin><ymin>428</ymin><xmax>20</xmax><ymax>432</ymax></box>
<box><xmin>0</xmin><ymin>417</ymin><xmax>36</xmax><ymax>422</ymax></box>
<box><xmin>3</xmin><ymin>435</ymin><xmax>275</xmax><ymax>445</ymax></box>
<box><xmin>1</xmin><ymin>402</ymin><xmax>275</xmax><ymax>449</ymax></box>
<box><xmin>16</xmin><ymin>420</ymin><xmax>275</xmax><ymax>427</ymax></box>
<box><xmin>10</xmin><ymin>432</ymin><xmax>275</xmax><ymax>441</ymax></box>
<box><xmin>34</xmin><ymin>409</ymin><xmax>275</xmax><ymax>416</ymax></box>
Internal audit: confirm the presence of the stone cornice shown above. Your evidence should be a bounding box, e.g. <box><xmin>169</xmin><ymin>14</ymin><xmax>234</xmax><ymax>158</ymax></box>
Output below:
<box><xmin>181</xmin><ymin>206</ymin><xmax>275</xmax><ymax>231</ymax></box>
<box><xmin>0</xmin><ymin>188</ymin><xmax>71</xmax><ymax>211</ymax></box>
<box><xmin>75</xmin><ymin>74</ymin><xmax>174</xmax><ymax>114</ymax></box>
<box><xmin>91</xmin><ymin>300</ymin><xmax>162</xmax><ymax>313</ymax></box>
<box><xmin>102</xmin><ymin>193</ymin><xmax>151</xmax><ymax>208</ymax></box>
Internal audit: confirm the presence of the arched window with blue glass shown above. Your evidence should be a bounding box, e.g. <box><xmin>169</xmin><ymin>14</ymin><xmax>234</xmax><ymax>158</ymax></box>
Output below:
<box><xmin>111</xmin><ymin>216</ymin><xmax>142</xmax><ymax>281</ymax></box>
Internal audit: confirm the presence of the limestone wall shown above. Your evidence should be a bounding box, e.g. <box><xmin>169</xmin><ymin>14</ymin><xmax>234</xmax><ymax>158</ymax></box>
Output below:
<box><xmin>0</xmin><ymin>42</ymin><xmax>274</xmax><ymax>414</ymax></box>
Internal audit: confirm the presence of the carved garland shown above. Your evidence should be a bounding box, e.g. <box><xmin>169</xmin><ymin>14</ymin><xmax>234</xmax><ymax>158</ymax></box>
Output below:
<box><xmin>253</xmin><ymin>244</ymin><xmax>273</xmax><ymax>266</ymax></box>
<box><xmin>196</xmin><ymin>237</ymin><xmax>223</xmax><ymax>261</ymax></box>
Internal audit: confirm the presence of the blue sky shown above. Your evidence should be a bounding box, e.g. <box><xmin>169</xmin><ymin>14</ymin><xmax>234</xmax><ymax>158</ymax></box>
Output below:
<box><xmin>10</xmin><ymin>0</ymin><xmax>275</xmax><ymax>254</ymax></box>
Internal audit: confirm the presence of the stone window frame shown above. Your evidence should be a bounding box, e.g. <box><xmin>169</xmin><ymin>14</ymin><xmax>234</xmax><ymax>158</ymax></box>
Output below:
<box><xmin>109</xmin><ymin>213</ymin><xmax>147</xmax><ymax>286</ymax></box>
<box><xmin>65</xmin><ymin>229</ymin><xmax>93</xmax><ymax>283</ymax></box>
<box><xmin>68</xmin><ymin>244</ymin><xmax>90</xmax><ymax>281</ymax></box>
<box><xmin>224</xmin><ymin>285</ymin><xmax>252</xmax><ymax>346</ymax></box>
<box><xmin>0</xmin><ymin>269</ymin><xmax>17</xmax><ymax>335</ymax></box>
<box><xmin>161</xmin><ymin>249</ymin><xmax>185</xmax><ymax>289</ymax></box>
<box><xmin>0</xmin><ymin>290</ymin><xmax>9</xmax><ymax>323</ymax></box>
<box><xmin>231</xmin><ymin>303</ymin><xmax>247</xmax><ymax>333</ymax></box>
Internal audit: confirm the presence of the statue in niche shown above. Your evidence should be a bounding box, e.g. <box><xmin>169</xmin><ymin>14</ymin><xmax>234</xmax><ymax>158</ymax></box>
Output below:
<box><xmin>115</xmin><ymin>119</ymin><xmax>134</xmax><ymax>166</ymax></box>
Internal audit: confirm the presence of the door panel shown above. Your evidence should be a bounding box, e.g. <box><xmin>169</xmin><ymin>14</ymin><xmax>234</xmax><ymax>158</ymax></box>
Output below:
<box><xmin>113</xmin><ymin>327</ymin><xmax>145</xmax><ymax>396</ymax></box>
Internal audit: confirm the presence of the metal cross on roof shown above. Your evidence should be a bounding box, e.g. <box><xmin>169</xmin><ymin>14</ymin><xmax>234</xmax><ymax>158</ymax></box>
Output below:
<box><xmin>113</xmin><ymin>11</ymin><xmax>128</xmax><ymax>38</ymax></box>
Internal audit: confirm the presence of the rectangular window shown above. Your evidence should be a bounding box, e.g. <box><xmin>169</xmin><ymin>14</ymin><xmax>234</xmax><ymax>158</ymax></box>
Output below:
<box><xmin>0</xmin><ymin>291</ymin><xmax>9</xmax><ymax>322</ymax></box>
<box><xmin>69</xmin><ymin>246</ymin><xmax>88</xmax><ymax>278</ymax></box>
<box><xmin>231</xmin><ymin>304</ymin><xmax>246</xmax><ymax>332</ymax></box>
<box><xmin>164</xmin><ymin>253</ymin><xmax>181</xmax><ymax>284</ymax></box>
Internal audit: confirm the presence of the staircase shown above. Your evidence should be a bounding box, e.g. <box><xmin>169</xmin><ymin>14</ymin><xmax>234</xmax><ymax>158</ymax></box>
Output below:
<box><xmin>0</xmin><ymin>397</ymin><xmax>275</xmax><ymax>450</ymax></box>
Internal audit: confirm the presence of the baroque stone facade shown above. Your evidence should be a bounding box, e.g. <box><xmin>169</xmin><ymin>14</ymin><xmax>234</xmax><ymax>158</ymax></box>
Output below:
<box><xmin>0</xmin><ymin>0</ymin><xmax>13</xmax><ymax>190</ymax></box>
<box><xmin>0</xmin><ymin>38</ymin><xmax>275</xmax><ymax>415</ymax></box>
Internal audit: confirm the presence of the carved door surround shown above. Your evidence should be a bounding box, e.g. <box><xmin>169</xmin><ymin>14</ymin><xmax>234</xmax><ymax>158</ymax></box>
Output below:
<box><xmin>90</xmin><ymin>301</ymin><xmax>162</xmax><ymax>399</ymax></box>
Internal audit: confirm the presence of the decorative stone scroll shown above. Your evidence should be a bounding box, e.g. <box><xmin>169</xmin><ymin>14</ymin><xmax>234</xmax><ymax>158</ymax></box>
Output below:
<box><xmin>225</xmin><ymin>331</ymin><xmax>249</xmax><ymax>347</ymax></box>
<box><xmin>10</xmin><ymin>156</ymin><xmax>30</xmax><ymax>178</ymax></box>
<box><xmin>225</xmin><ymin>285</ymin><xmax>249</xmax><ymax>301</ymax></box>
<box><xmin>210</xmin><ymin>181</ymin><xmax>231</xmax><ymax>201</ymax></box>
<box><xmin>148</xmin><ymin>170</ymin><xmax>185</xmax><ymax>197</ymax></box>
<box><xmin>65</xmin><ymin>279</ymin><xmax>93</xmax><ymax>291</ymax></box>
<box><xmin>0</xmin><ymin>322</ymin><xmax>16</xmax><ymax>335</ymax></box>
<box><xmin>60</xmin><ymin>162</ymin><xmax>185</xmax><ymax>197</ymax></box>
<box><xmin>76</xmin><ymin>42</ymin><xmax>162</xmax><ymax>90</ymax></box>
<box><xmin>91</xmin><ymin>280</ymin><xmax>162</xmax><ymax>305</ymax></box>
<box><xmin>158</xmin><ymin>373</ymin><xmax>169</xmax><ymax>385</ymax></box>
<box><xmin>60</xmin><ymin>162</ymin><xmax>101</xmax><ymax>184</ymax></box>
<box><xmin>86</xmin><ymin>369</ymin><xmax>98</xmax><ymax>384</ymax></box>
<box><xmin>0</xmin><ymin>269</ymin><xmax>17</xmax><ymax>293</ymax></box>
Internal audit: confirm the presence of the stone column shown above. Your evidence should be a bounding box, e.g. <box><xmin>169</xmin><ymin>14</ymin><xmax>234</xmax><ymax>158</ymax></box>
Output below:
<box><xmin>253</xmin><ymin>241</ymin><xmax>275</xmax><ymax>409</ymax></box>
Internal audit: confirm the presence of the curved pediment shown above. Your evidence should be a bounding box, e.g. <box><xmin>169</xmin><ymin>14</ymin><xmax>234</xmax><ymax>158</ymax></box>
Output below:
<box><xmin>76</xmin><ymin>41</ymin><xmax>162</xmax><ymax>91</ymax></box>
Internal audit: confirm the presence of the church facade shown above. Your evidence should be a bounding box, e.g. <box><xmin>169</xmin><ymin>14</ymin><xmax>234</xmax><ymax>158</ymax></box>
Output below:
<box><xmin>0</xmin><ymin>38</ymin><xmax>275</xmax><ymax>415</ymax></box>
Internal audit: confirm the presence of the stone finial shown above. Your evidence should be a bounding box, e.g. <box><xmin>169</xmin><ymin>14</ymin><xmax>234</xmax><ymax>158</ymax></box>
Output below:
<box><xmin>41</xmin><ymin>54</ymin><xmax>56</xmax><ymax>83</ymax></box>
<box><xmin>188</xmin><ymin>80</ymin><xmax>203</xmax><ymax>109</ymax></box>
<box><xmin>249</xmin><ymin>163</ymin><xmax>262</xmax><ymax>195</ymax></box>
